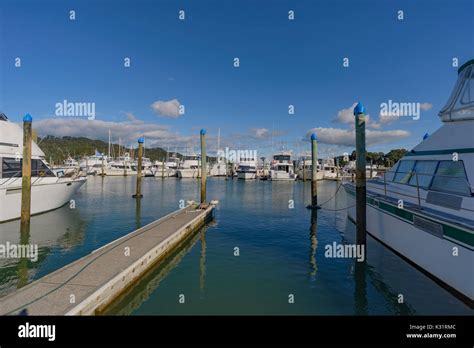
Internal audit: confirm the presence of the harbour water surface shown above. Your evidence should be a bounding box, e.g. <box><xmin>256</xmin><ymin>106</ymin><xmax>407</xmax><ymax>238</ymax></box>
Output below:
<box><xmin>0</xmin><ymin>177</ymin><xmax>470</xmax><ymax>315</ymax></box>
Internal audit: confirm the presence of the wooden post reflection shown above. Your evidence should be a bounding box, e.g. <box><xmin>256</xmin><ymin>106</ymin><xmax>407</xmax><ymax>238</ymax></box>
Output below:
<box><xmin>17</xmin><ymin>223</ymin><xmax>30</xmax><ymax>289</ymax></box>
<box><xmin>199</xmin><ymin>229</ymin><xmax>206</xmax><ymax>293</ymax></box>
<box><xmin>309</xmin><ymin>209</ymin><xmax>318</xmax><ymax>277</ymax></box>
<box><xmin>354</xmin><ymin>260</ymin><xmax>368</xmax><ymax>315</ymax></box>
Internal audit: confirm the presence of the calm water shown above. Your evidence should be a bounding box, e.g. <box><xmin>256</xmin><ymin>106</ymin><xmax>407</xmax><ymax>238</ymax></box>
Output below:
<box><xmin>0</xmin><ymin>176</ymin><xmax>471</xmax><ymax>315</ymax></box>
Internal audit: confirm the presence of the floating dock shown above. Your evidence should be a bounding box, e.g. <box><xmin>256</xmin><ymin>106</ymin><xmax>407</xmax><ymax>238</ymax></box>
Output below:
<box><xmin>0</xmin><ymin>203</ymin><xmax>214</xmax><ymax>315</ymax></box>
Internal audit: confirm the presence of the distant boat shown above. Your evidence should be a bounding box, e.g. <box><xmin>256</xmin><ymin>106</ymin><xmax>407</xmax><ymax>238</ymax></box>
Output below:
<box><xmin>0</xmin><ymin>113</ymin><xmax>87</xmax><ymax>222</ymax></box>
<box><xmin>343</xmin><ymin>59</ymin><xmax>474</xmax><ymax>301</ymax></box>
<box><xmin>270</xmin><ymin>151</ymin><xmax>297</xmax><ymax>181</ymax></box>
<box><xmin>236</xmin><ymin>155</ymin><xmax>257</xmax><ymax>180</ymax></box>
<box><xmin>79</xmin><ymin>151</ymin><xmax>108</xmax><ymax>176</ymax></box>
<box><xmin>295</xmin><ymin>155</ymin><xmax>323</xmax><ymax>181</ymax></box>
<box><xmin>177</xmin><ymin>155</ymin><xmax>200</xmax><ymax>178</ymax></box>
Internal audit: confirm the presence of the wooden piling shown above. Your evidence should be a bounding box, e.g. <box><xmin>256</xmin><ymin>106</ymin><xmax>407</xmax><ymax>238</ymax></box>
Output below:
<box><xmin>307</xmin><ymin>133</ymin><xmax>319</xmax><ymax>209</ymax></box>
<box><xmin>354</xmin><ymin>102</ymin><xmax>367</xmax><ymax>246</ymax></box>
<box><xmin>200</xmin><ymin>129</ymin><xmax>207</xmax><ymax>203</ymax></box>
<box><xmin>133</xmin><ymin>137</ymin><xmax>144</xmax><ymax>198</ymax></box>
<box><xmin>20</xmin><ymin>114</ymin><xmax>32</xmax><ymax>233</ymax></box>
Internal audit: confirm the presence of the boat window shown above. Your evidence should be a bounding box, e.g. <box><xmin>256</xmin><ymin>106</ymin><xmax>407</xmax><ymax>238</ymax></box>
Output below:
<box><xmin>1</xmin><ymin>158</ymin><xmax>55</xmax><ymax>178</ymax></box>
<box><xmin>2</xmin><ymin>157</ymin><xmax>22</xmax><ymax>178</ymax></box>
<box><xmin>431</xmin><ymin>161</ymin><xmax>470</xmax><ymax>196</ymax></box>
<box><xmin>32</xmin><ymin>160</ymin><xmax>55</xmax><ymax>177</ymax></box>
<box><xmin>384</xmin><ymin>161</ymin><xmax>399</xmax><ymax>182</ymax></box>
<box><xmin>393</xmin><ymin>160</ymin><xmax>415</xmax><ymax>184</ymax></box>
<box><xmin>408</xmin><ymin>161</ymin><xmax>438</xmax><ymax>188</ymax></box>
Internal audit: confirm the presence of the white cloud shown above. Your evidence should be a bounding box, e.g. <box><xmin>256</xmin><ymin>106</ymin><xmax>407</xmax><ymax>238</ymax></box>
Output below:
<box><xmin>333</xmin><ymin>102</ymin><xmax>380</xmax><ymax>129</ymax></box>
<box><xmin>333</xmin><ymin>103</ymin><xmax>357</xmax><ymax>124</ymax></box>
<box><xmin>307</xmin><ymin>127</ymin><xmax>410</xmax><ymax>146</ymax></box>
<box><xmin>150</xmin><ymin>99</ymin><xmax>182</xmax><ymax>118</ymax></box>
<box><xmin>34</xmin><ymin>117</ymin><xmax>193</xmax><ymax>148</ymax></box>
<box><xmin>252</xmin><ymin>128</ymin><xmax>269</xmax><ymax>138</ymax></box>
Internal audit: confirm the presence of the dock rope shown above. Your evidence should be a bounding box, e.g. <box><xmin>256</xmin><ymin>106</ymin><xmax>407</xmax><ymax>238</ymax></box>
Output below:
<box><xmin>316</xmin><ymin>181</ymin><xmax>356</xmax><ymax>211</ymax></box>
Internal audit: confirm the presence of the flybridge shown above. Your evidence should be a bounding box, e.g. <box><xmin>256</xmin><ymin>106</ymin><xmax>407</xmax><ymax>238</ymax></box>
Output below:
<box><xmin>439</xmin><ymin>59</ymin><xmax>474</xmax><ymax>122</ymax></box>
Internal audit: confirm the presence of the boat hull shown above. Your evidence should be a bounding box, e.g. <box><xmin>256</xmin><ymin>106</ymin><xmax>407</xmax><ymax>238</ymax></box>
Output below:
<box><xmin>0</xmin><ymin>177</ymin><xmax>87</xmax><ymax>222</ymax></box>
<box><xmin>344</xmin><ymin>184</ymin><xmax>474</xmax><ymax>301</ymax></box>
<box><xmin>237</xmin><ymin>172</ymin><xmax>256</xmax><ymax>180</ymax></box>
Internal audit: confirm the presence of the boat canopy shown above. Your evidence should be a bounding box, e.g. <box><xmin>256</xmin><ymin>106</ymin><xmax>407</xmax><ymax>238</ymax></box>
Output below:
<box><xmin>439</xmin><ymin>59</ymin><xmax>474</xmax><ymax>122</ymax></box>
<box><xmin>0</xmin><ymin>115</ymin><xmax>45</xmax><ymax>158</ymax></box>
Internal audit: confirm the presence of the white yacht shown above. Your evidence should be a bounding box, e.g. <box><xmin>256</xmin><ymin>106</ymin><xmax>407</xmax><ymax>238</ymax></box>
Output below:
<box><xmin>79</xmin><ymin>151</ymin><xmax>108</xmax><ymax>176</ymax></box>
<box><xmin>296</xmin><ymin>155</ymin><xmax>323</xmax><ymax>181</ymax></box>
<box><xmin>270</xmin><ymin>151</ymin><xmax>297</xmax><ymax>181</ymax></box>
<box><xmin>0</xmin><ymin>113</ymin><xmax>87</xmax><ymax>222</ymax></box>
<box><xmin>104</xmin><ymin>153</ymin><xmax>136</xmax><ymax>176</ymax></box>
<box><xmin>343</xmin><ymin>59</ymin><xmax>474</xmax><ymax>302</ymax></box>
<box><xmin>53</xmin><ymin>156</ymin><xmax>81</xmax><ymax>177</ymax></box>
<box><xmin>177</xmin><ymin>155</ymin><xmax>200</xmax><ymax>178</ymax></box>
<box><xmin>236</xmin><ymin>155</ymin><xmax>257</xmax><ymax>180</ymax></box>
<box><xmin>210</xmin><ymin>160</ymin><xmax>227</xmax><ymax>177</ymax></box>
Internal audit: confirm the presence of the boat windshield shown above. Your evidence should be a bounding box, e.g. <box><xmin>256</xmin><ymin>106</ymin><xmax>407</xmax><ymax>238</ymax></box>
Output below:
<box><xmin>274</xmin><ymin>155</ymin><xmax>290</xmax><ymax>161</ymax></box>
<box><xmin>439</xmin><ymin>60</ymin><xmax>474</xmax><ymax>121</ymax></box>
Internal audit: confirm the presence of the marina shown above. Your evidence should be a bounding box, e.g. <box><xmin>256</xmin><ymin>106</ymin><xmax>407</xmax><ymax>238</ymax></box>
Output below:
<box><xmin>0</xmin><ymin>176</ymin><xmax>471</xmax><ymax>315</ymax></box>
<box><xmin>0</xmin><ymin>2</ymin><xmax>472</xmax><ymax>336</ymax></box>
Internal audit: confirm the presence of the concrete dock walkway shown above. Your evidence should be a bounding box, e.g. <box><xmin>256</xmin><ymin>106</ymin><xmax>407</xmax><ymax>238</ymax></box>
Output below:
<box><xmin>0</xmin><ymin>203</ymin><xmax>214</xmax><ymax>315</ymax></box>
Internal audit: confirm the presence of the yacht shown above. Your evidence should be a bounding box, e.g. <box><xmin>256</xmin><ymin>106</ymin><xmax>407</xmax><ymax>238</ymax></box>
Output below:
<box><xmin>321</xmin><ymin>158</ymin><xmax>338</xmax><ymax>180</ymax></box>
<box><xmin>132</xmin><ymin>157</ymin><xmax>154</xmax><ymax>177</ymax></box>
<box><xmin>177</xmin><ymin>155</ymin><xmax>200</xmax><ymax>178</ymax></box>
<box><xmin>53</xmin><ymin>156</ymin><xmax>81</xmax><ymax>177</ymax></box>
<box><xmin>236</xmin><ymin>155</ymin><xmax>257</xmax><ymax>180</ymax></box>
<box><xmin>79</xmin><ymin>151</ymin><xmax>108</xmax><ymax>176</ymax></box>
<box><xmin>296</xmin><ymin>155</ymin><xmax>323</xmax><ymax>181</ymax></box>
<box><xmin>104</xmin><ymin>153</ymin><xmax>136</xmax><ymax>176</ymax></box>
<box><xmin>343</xmin><ymin>59</ymin><xmax>474</xmax><ymax>302</ymax></box>
<box><xmin>0</xmin><ymin>113</ymin><xmax>87</xmax><ymax>222</ymax></box>
<box><xmin>270</xmin><ymin>151</ymin><xmax>297</xmax><ymax>181</ymax></box>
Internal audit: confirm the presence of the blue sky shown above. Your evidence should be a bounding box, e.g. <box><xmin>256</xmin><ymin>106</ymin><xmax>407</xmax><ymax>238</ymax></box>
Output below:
<box><xmin>1</xmin><ymin>0</ymin><xmax>473</xmax><ymax>158</ymax></box>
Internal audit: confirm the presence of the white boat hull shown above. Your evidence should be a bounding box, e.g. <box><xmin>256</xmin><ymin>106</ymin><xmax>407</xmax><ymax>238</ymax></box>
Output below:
<box><xmin>0</xmin><ymin>177</ymin><xmax>87</xmax><ymax>222</ymax></box>
<box><xmin>177</xmin><ymin>168</ymin><xmax>200</xmax><ymax>178</ymax></box>
<box><xmin>345</xmin><ymin>186</ymin><xmax>474</xmax><ymax>300</ymax></box>
<box><xmin>237</xmin><ymin>172</ymin><xmax>256</xmax><ymax>180</ymax></box>
<box><xmin>270</xmin><ymin>170</ymin><xmax>297</xmax><ymax>181</ymax></box>
<box><xmin>297</xmin><ymin>169</ymin><xmax>323</xmax><ymax>181</ymax></box>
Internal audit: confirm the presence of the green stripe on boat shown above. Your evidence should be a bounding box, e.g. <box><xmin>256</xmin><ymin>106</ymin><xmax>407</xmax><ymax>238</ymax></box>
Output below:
<box><xmin>345</xmin><ymin>187</ymin><xmax>474</xmax><ymax>247</ymax></box>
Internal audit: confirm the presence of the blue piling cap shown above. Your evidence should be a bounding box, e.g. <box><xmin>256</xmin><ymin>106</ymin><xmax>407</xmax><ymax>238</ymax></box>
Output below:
<box><xmin>423</xmin><ymin>133</ymin><xmax>429</xmax><ymax>140</ymax></box>
<box><xmin>311</xmin><ymin>133</ymin><xmax>317</xmax><ymax>140</ymax></box>
<box><xmin>23</xmin><ymin>114</ymin><xmax>32</xmax><ymax>122</ymax></box>
<box><xmin>353</xmin><ymin>102</ymin><xmax>366</xmax><ymax>115</ymax></box>
<box><xmin>138</xmin><ymin>137</ymin><xmax>144</xmax><ymax>144</ymax></box>
<box><xmin>200</xmin><ymin>128</ymin><xmax>206</xmax><ymax>135</ymax></box>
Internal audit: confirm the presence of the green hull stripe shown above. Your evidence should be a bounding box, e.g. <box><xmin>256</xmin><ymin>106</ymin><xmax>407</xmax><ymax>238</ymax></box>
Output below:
<box><xmin>345</xmin><ymin>188</ymin><xmax>474</xmax><ymax>247</ymax></box>
<box><xmin>404</xmin><ymin>148</ymin><xmax>474</xmax><ymax>156</ymax></box>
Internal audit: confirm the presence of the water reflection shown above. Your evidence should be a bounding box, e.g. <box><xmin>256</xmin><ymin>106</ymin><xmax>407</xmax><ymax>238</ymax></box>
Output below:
<box><xmin>199</xmin><ymin>229</ymin><xmax>206</xmax><ymax>294</ymax></box>
<box><xmin>309</xmin><ymin>209</ymin><xmax>318</xmax><ymax>278</ymax></box>
<box><xmin>102</xmin><ymin>227</ymin><xmax>203</xmax><ymax>315</ymax></box>
<box><xmin>0</xmin><ymin>205</ymin><xmax>86</xmax><ymax>296</ymax></box>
